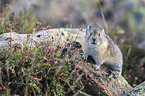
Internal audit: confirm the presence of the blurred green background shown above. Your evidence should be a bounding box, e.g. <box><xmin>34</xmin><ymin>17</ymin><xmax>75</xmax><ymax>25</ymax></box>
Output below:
<box><xmin>1</xmin><ymin>0</ymin><xmax>145</xmax><ymax>40</ymax></box>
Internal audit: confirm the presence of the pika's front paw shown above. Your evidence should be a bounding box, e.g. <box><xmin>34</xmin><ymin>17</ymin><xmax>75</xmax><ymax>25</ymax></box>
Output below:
<box><xmin>112</xmin><ymin>71</ymin><xmax>121</xmax><ymax>78</ymax></box>
<box><xmin>93</xmin><ymin>65</ymin><xmax>100</xmax><ymax>70</ymax></box>
<box><xmin>81</xmin><ymin>54</ymin><xmax>88</xmax><ymax>61</ymax></box>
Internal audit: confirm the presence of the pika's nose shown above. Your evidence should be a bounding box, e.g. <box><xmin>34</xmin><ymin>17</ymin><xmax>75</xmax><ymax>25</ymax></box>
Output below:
<box><xmin>93</xmin><ymin>38</ymin><xmax>96</xmax><ymax>41</ymax></box>
<box><xmin>92</xmin><ymin>38</ymin><xmax>96</xmax><ymax>44</ymax></box>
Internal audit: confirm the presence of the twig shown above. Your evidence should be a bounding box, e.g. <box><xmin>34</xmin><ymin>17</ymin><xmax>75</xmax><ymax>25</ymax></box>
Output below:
<box><xmin>96</xmin><ymin>0</ymin><xmax>107</xmax><ymax>29</ymax></box>
<box><xmin>74</xmin><ymin>26</ymin><xmax>82</xmax><ymax>42</ymax></box>
<box><xmin>6</xmin><ymin>60</ymin><xmax>10</xmax><ymax>81</ymax></box>
<box><xmin>73</xmin><ymin>86</ymin><xmax>84</xmax><ymax>96</ymax></box>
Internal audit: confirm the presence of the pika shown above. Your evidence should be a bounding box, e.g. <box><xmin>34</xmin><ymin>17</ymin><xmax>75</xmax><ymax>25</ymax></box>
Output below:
<box><xmin>82</xmin><ymin>26</ymin><xmax>123</xmax><ymax>78</ymax></box>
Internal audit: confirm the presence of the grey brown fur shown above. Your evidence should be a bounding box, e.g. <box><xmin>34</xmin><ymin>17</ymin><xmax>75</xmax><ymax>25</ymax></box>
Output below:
<box><xmin>82</xmin><ymin>26</ymin><xmax>123</xmax><ymax>78</ymax></box>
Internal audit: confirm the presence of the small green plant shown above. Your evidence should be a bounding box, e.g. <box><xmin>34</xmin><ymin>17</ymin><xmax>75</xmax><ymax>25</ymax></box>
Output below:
<box><xmin>0</xmin><ymin>5</ymin><xmax>11</xmax><ymax>34</ymax></box>
<box><xmin>0</xmin><ymin>5</ymin><xmax>37</xmax><ymax>34</ymax></box>
<box><xmin>14</xmin><ymin>9</ymin><xmax>37</xmax><ymax>34</ymax></box>
<box><xmin>0</xmin><ymin>26</ymin><xmax>84</xmax><ymax>95</ymax></box>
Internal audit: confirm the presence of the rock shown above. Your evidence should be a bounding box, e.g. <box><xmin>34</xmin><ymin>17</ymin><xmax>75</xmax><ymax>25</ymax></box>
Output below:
<box><xmin>125</xmin><ymin>81</ymin><xmax>145</xmax><ymax>96</ymax></box>
<box><xmin>138</xmin><ymin>40</ymin><xmax>145</xmax><ymax>51</ymax></box>
<box><xmin>0</xmin><ymin>28</ymin><xmax>85</xmax><ymax>50</ymax></box>
<box><xmin>1</xmin><ymin>28</ymin><xmax>141</xmax><ymax>95</ymax></box>
<box><xmin>78</xmin><ymin>63</ymin><xmax>132</xmax><ymax>96</ymax></box>
<box><xmin>0</xmin><ymin>32</ymin><xmax>28</xmax><ymax>49</ymax></box>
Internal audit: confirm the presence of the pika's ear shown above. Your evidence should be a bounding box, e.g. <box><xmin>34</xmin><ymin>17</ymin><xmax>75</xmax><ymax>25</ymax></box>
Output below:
<box><xmin>101</xmin><ymin>28</ymin><xmax>105</xmax><ymax>34</ymax></box>
<box><xmin>86</xmin><ymin>26</ymin><xmax>91</xmax><ymax>35</ymax></box>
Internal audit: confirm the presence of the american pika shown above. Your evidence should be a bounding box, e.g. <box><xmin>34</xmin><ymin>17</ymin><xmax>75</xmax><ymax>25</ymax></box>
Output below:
<box><xmin>82</xmin><ymin>26</ymin><xmax>123</xmax><ymax>78</ymax></box>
